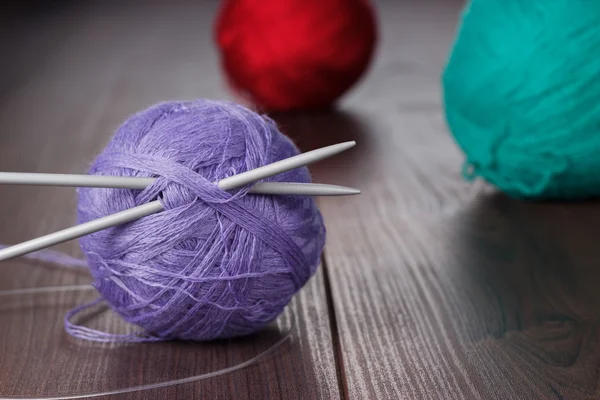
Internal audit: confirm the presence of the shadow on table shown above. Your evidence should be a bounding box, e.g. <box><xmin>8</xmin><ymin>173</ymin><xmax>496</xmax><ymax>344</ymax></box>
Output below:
<box><xmin>451</xmin><ymin>191</ymin><xmax>600</xmax><ymax>397</ymax></box>
<box><xmin>268</xmin><ymin>108</ymin><xmax>376</xmax><ymax>186</ymax></box>
<box><xmin>457</xmin><ymin>192</ymin><xmax>600</xmax><ymax>330</ymax></box>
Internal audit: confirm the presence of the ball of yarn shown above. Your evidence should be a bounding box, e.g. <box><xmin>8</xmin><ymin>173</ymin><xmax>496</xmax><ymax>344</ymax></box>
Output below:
<box><xmin>442</xmin><ymin>0</ymin><xmax>600</xmax><ymax>199</ymax></box>
<box><xmin>76</xmin><ymin>99</ymin><xmax>326</xmax><ymax>341</ymax></box>
<box><xmin>214</xmin><ymin>0</ymin><xmax>377</xmax><ymax>112</ymax></box>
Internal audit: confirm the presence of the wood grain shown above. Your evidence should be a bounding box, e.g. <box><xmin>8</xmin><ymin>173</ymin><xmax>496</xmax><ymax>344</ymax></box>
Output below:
<box><xmin>3</xmin><ymin>0</ymin><xmax>599</xmax><ymax>399</ymax></box>
<box><xmin>0</xmin><ymin>1</ymin><xmax>341</xmax><ymax>399</ymax></box>
<box><xmin>300</xmin><ymin>1</ymin><xmax>600</xmax><ymax>399</ymax></box>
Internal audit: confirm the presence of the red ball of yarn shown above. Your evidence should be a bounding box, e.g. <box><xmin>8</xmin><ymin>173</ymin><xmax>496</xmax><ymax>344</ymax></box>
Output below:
<box><xmin>214</xmin><ymin>0</ymin><xmax>377</xmax><ymax>112</ymax></box>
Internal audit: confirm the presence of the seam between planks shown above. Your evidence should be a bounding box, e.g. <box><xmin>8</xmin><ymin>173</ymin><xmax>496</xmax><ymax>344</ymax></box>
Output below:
<box><xmin>321</xmin><ymin>253</ymin><xmax>349</xmax><ymax>400</ymax></box>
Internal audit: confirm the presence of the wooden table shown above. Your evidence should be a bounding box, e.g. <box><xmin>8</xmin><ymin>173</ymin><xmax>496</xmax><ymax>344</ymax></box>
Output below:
<box><xmin>2</xmin><ymin>0</ymin><xmax>600</xmax><ymax>399</ymax></box>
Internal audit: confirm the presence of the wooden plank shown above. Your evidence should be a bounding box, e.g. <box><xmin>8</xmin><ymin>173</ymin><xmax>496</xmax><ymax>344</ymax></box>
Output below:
<box><xmin>297</xmin><ymin>0</ymin><xmax>600</xmax><ymax>399</ymax></box>
<box><xmin>0</xmin><ymin>1</ymin><xmax>341</xmax><ymax>399</ymax></box>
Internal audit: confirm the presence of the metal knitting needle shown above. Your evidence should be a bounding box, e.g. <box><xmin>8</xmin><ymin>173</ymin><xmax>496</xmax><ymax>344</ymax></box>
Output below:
<box><xmin>0</xmin><ymin>141</ymin><xmax>357</xmax><ymax>261</ymax></box>
<box><xmin>0</xmin><ymin>173</ymin><xmax>359</xmax><ymax>196</ymax></box>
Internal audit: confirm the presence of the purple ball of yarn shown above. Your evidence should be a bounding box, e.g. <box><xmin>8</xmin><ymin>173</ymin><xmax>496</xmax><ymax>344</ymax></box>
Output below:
<box><xmin>76</xmin><ymin>99</ymin><xmax>326</xmax><ymax>341</ymax></box>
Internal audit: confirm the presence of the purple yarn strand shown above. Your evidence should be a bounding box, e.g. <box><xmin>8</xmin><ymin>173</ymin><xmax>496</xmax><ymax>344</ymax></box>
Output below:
<box><xmin>65</xmin><ymin>298</ymin><xmax>165</xmax><ymax>343</ymax></box>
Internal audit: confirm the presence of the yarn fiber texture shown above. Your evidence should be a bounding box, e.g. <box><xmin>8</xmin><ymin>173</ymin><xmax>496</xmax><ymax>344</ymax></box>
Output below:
<box><xmin>442</xmin><ymin>0</ymin><xmax>600</xmax><ymax>199</ymax></box>
<box><xmin>214</xmin><ymin>0</ymin><xmax>377</xmax><ymax>112</ymax></box>
<box><xmin>76</xmin><ymin>99</ymin><xmax>326</xmax><ymax>342</ymax></box>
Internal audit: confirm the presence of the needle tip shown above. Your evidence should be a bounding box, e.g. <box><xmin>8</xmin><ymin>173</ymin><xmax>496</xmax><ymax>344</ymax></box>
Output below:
<box><xmin>337</xmin><ymin>186</ymin><xmax>361</xmax><ymax>195</ymax></box>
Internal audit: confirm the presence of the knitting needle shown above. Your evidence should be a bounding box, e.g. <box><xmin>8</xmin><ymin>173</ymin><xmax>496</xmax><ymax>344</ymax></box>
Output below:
<box><xmin>0</xmin><ymin>172</ymin><xmax>359</xmax><ymax>196</ymax></box>
<box><xmin>0</xmin><ymin>141</ymin><xmax>357</xmax><ymax>261</ymax></box>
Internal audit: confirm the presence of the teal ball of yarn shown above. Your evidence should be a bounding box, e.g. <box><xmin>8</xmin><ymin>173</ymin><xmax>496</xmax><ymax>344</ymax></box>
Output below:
<box><xmin>442</xmin><ymin>0</ymin><xmax>600</xmax><ymax>199</ymax></box>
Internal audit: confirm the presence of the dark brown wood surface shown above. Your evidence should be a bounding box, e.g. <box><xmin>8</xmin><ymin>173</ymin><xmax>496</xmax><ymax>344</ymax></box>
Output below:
<box><xmin>0</xmin><ymin>1</ymin><xmax>341</xmax><ymax>399</ymax></box>
<box><xmin>2</xmin><ymin>0</ymin><xmax>600</xmax><ymax>399</ymax></box>
<box><xmin>306</xmin><ymin>2</ymin><xmax>600</xmax><ymax>400</ymax></box>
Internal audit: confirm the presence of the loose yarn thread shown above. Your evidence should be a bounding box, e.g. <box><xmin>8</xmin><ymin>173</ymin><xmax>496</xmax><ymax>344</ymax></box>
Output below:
<box><xmin>0</xmin><ymin>268</ymin><xmax>292</xmax><ymax>400</ymax></box>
